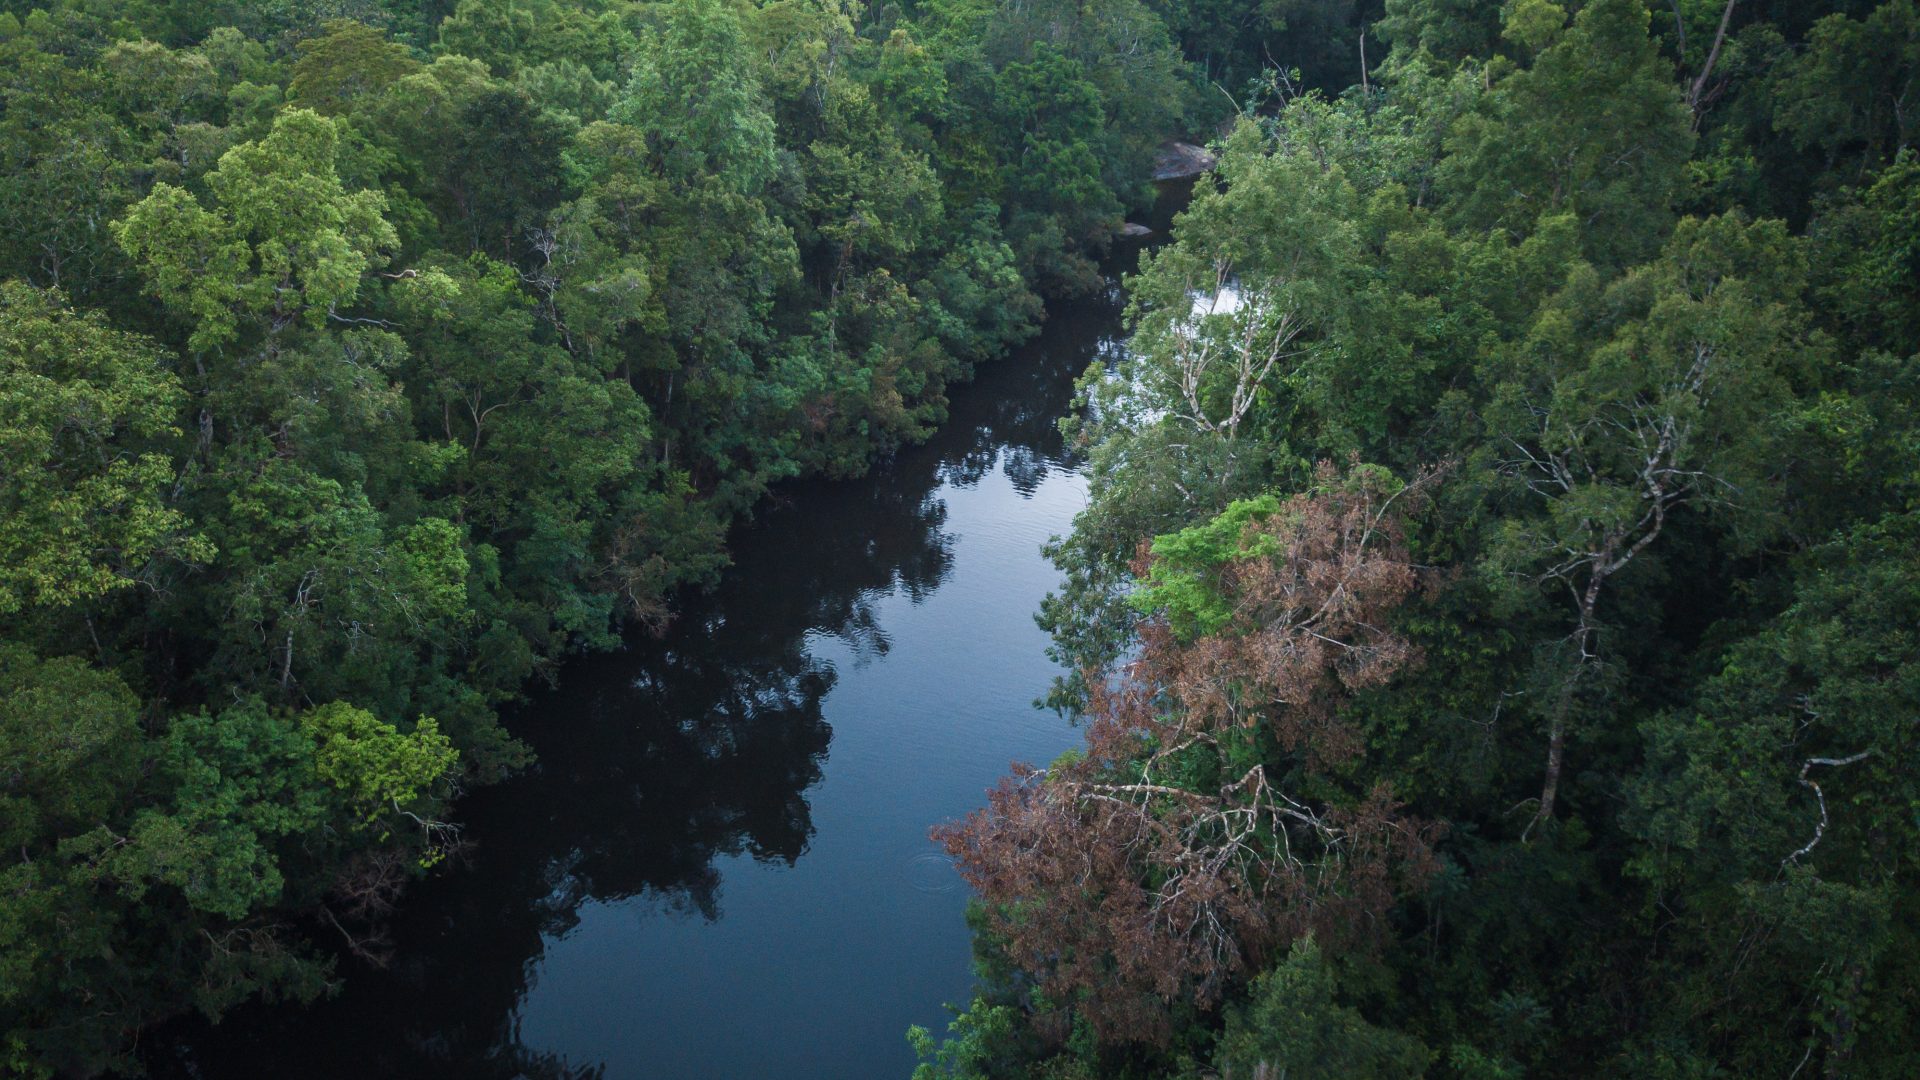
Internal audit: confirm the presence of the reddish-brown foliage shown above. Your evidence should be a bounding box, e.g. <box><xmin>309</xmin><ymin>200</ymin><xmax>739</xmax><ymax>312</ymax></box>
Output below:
<box><xmin>937</xmin><ymin>463</ymin><xmax>1443</xmax><ymax>1045</ymax></box>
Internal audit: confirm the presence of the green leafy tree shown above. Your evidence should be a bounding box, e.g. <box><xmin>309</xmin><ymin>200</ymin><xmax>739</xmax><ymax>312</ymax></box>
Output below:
<box><xmin>301</xmin><ymin>701</ymin><xmax>458</xmax><ymax>836</ymax></box>
<box><xmin>1625</xmin><ymin>509</ymin><xmax>1920</xmax><ymax>1074</ymax></box>
<box><xmin>0</xmin><ymin>283</ymin><xmax>204</xmax><ymax>615</ymax></box>
<box><xmin>614</xmin><ymin>0</ymin><xmax>779</xmax><ymax>196</ymax></box>
<box><xmin>196</xmin><ymin>451</ymin><xmax>472</xmax><ymax>713</ymax></box>
<box><xmin>1480</xmin><ymin>213</ymin><xmax>1815</xmax><ymax>829</ymax></box>
<box><xmin>0</xmin><ymin>645</ymin><xmax>142</xmax><ymax>856</ymax></box>
<box><xmin>1773</xmin><ymin>1</ymin><xmax>1920</xmax><ymax>178</ymax></box>
<box><xmin>288</xmin><ymin>19</ymin><xmax>422</xmax><ymax>116</ymax></box>
<box><xmin>113</xmin><ymin>702</ymin><xmax>330</xmax><ymax>920</ymax></box>
<box><xmin>1217</xmin><ymin>938</ymin><xmax>1429</xmax><ymax>1080</ymax></box>
<box><xmin>114</xmin><ymin>107</ymin><xmax>398</xmax><ymax>352</ymax></box>
<box><xmin>1124</xmin><ymin>119</ymin><xmax>1360</xmax><ymax>443</ymax></box>
<box><xmin>1438</xmin><ymin>0</ymin><xmax>1695</xmax><ymax>267</ymax></box>
<box><xmin>0</xmin><ymin>30</ymin><xmax>141</xmax><ymax>297</ymax></box>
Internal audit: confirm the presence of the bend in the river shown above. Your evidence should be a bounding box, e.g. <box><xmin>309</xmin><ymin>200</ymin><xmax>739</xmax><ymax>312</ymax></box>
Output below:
<box><xmin>148</xmin><ymin>188</ymin><xmax>1185</xmax><ymax>1080</ymax></box>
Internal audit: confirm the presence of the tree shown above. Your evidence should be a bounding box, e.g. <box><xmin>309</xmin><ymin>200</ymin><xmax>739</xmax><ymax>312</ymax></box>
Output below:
<box><xmin>0</xmin><ymin>282</ymin><xmax>203</xmax><ymax>616</ymax></box>
<box><xmin>436</xmin><ymin>0</ymin><xmax>536</xmax><ymax>74</ymax></box>
<box><xmin>0</xmin><ymin>646</ymin><xmax>149</xmax><ymax>1078</ymax></box>
<box><xmin>0</xmin><ymin>645</ymin><xmax>142</xmax><ymax>856</ymax></box>
<box><xmin>1125</xmin><ymin>120</ymin><xmax>1360</xmax><ymax>442</ymax></box>
<box><xmin>288</xmin><ymin>19</ymin><xmax>422</xmax><ymax>116</ymax></box>
<box><xmin>0</xmin><ymin>661</ymin><xmax>339</xmax><ymax>1078</ymax></box>
<box><xmin>1438</xmin><ymin>0</ymin><xmax>1695</xmax><ymax>268</ymax></box>
<box><xmin>1376</xmin><ymin>0</ymin><xmax>1504</xmax><ymax>65</ymax></box>
<box><xmin>354</xmin><ymin>54</ymin><xmax>573</xmax><ymax>258</ymax></box>
<box><xmin>301</xmin><ymin>701</ymin><xmax>459</xmax><ymax>843</ymax></box>
<box><xmin>1217</xmin><ymin>937</ymin><xmax>1430</xmax><ymax>1080</ymax></box>
<box><xmin>1481</xmin><ymin>213</ymin><xmax>1813</xmax><ymax>829</ymax></box>
<box><xmin>118</xmin><ymin>701</ymin><xmax>331</xmax><ymax>920</ymax></box>
<box><xmin>613</xmin><ymin>0</ymin><xmax>778</xmax><ymax>196</ymax></box>
<box><xmin>940</xmin><ymin>464</ymin><xmax>1439</xmax><ymax>1044</ymax></box>
<box><xmin>1625</xmin><ymin>509</ymin><xmax>1920</xmax><ymax>1074</ymax></box>
<box><xmin>1810</xmin><ymin>151</ymin><xmax>1920</xmax><ymax>359</ymax></box>
<box><xmin>114</xmin><ymin>107</ymin><xmax>397</xmax><ymax>352</ymax></box>
<box><xmin>197</xmin><ymin>451</ymin><xmax>472</xmax><ymax>714</ymax></box>
<box><xmin>1772</xmin><ymin>1</ymin><xmax>1919</xmax><ymax>178</ymax></box>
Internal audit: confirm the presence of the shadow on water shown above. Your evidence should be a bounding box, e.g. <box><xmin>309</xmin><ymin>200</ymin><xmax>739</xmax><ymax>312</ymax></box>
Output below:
<box><xmin>146</xmin><ymin>259</ymin><xmax>1142</xmax><ymax>1079</ymax></box>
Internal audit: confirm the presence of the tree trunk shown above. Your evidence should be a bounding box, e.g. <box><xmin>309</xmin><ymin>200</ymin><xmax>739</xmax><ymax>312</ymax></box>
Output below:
<box><xmin>1687</xmin><ymin>0</ymin><xmax>1739</xmax><ymax>116</ymax></box>
<box><xmin>1530</xmin><ymin>564</ymin><xmax>1609</xmax><ymax>836</ymax></box>
<box><xmin>1536</xmin><ymin>709</ymin><xmax>1568</xmax><ymax>826</ymax></box>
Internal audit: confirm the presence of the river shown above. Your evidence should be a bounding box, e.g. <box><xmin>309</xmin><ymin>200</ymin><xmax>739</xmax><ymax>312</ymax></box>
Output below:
<box><xmin>146</xmin><ymin>222</ymin><xmax>1170</xmax><ymax>1079</ymax></box>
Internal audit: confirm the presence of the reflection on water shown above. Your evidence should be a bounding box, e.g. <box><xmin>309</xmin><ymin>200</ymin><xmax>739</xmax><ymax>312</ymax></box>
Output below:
<box><xmin>149</xmin><ymin>276</ymin><xmax>1136</xmax><ymax>1080</ymax></box>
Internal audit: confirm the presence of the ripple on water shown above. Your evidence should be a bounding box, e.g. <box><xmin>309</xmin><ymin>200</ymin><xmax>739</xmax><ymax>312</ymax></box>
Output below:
<box><xmin>904</xmin><ymin>850</ymin><xmax>960</xmax><ymax>893</ymax></box>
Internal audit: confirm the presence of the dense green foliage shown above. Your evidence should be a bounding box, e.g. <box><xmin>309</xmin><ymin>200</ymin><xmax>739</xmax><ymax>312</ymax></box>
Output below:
<box><xmin>0</xmin><ymin>0</ymin><xmax>1219</xmax><ymax>1073</ymax></box>
<box><xmin>924</xmin><ymin>1</ymin><xmax>1920</xmax><ymax>1078</ymax></box>
<box><xmin>4</xmin><ymin>0</ymin><xmax>1914</xmax><ymax>1076</ymax></box>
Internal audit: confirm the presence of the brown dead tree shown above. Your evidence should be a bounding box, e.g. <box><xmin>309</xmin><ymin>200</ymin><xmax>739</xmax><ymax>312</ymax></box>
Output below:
<box><xmin>937</xmin><ymin>463</ymin><xmax>1442</xmax><ymax>1044</ymax></box>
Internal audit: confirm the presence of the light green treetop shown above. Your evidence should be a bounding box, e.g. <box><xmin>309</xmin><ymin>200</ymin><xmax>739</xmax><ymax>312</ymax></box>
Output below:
<box><xmin>0</xmin><ymin>283</ymin><xmax>205</xmax><ymax>615</ymax></box>
<box><xmin>114</xmin><ymin>108</ymin><xmax>397</xmax><ymax>352</ymax></box>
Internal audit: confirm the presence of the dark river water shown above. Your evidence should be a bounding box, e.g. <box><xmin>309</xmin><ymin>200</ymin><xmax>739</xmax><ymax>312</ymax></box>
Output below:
<box><xmin>148</xmin><ymin>232</ymin><xmax>1159</xmax><ymax>1079</ymax></box>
